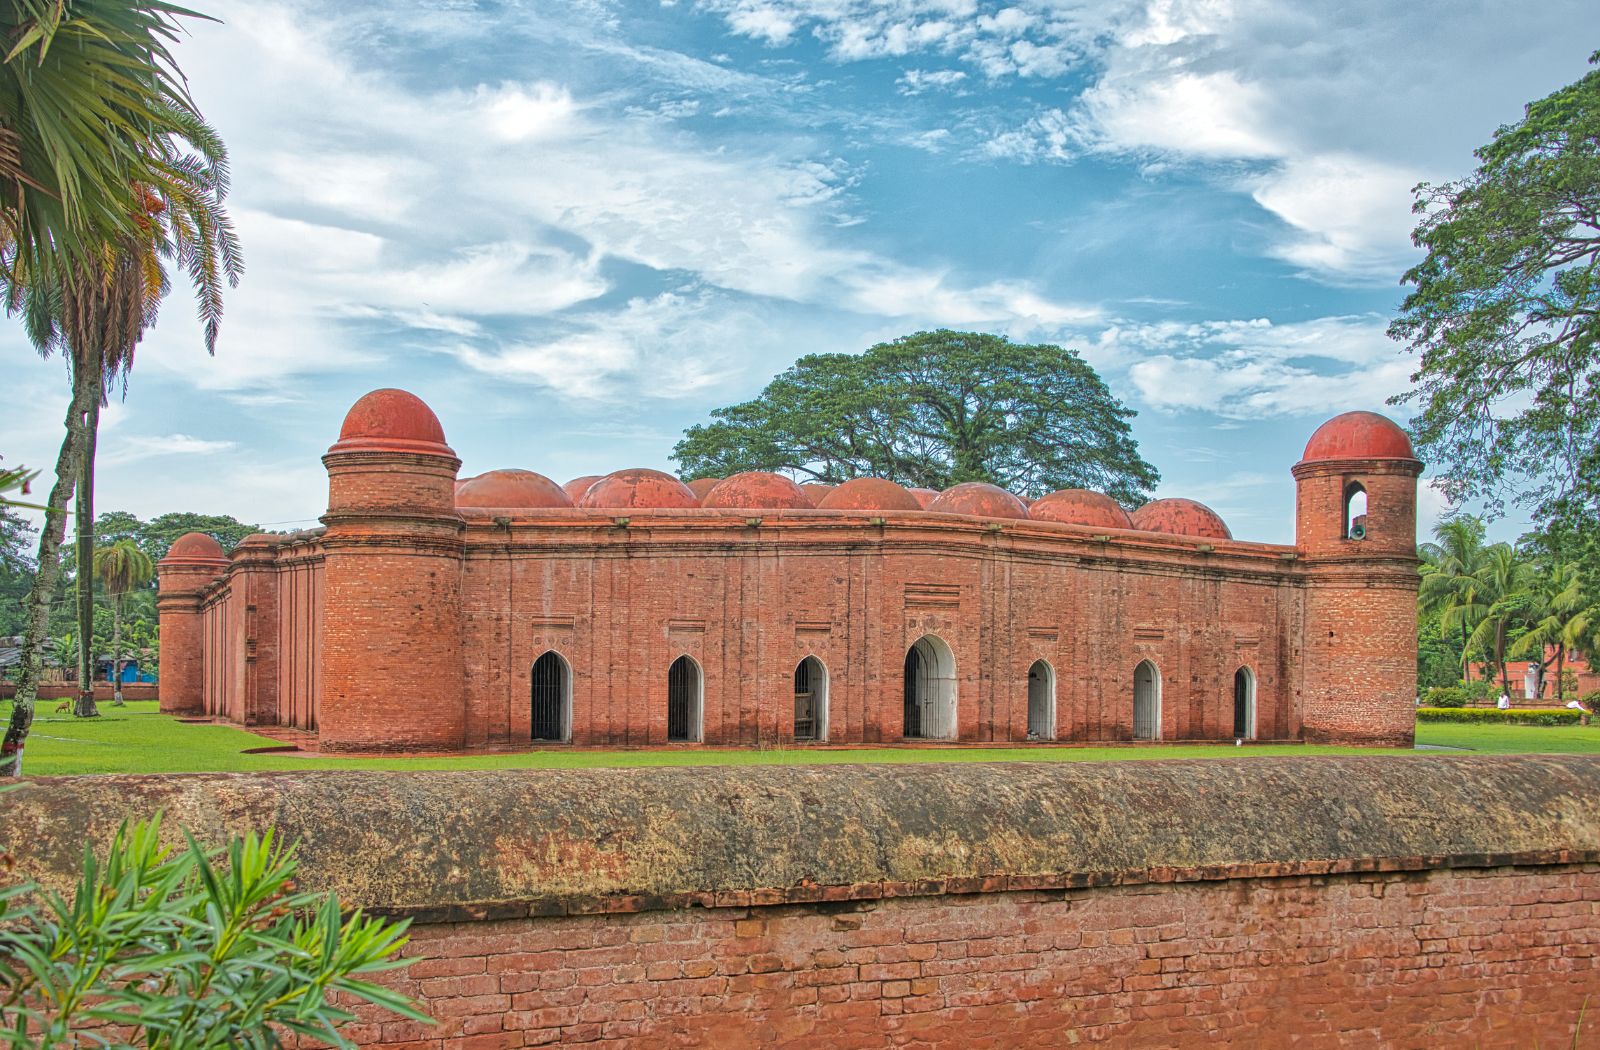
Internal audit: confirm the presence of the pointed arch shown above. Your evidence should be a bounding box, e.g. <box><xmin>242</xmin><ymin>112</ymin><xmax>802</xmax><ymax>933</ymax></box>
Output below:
<box><xmin>1027</xmin><ymin>659</ymin><xmax>1055</xmax><ymax>741</ymax></box>
<box><xmin>1233</xmin><ymin>665</ymin><xmax>1257</xmax><ymax>741</ymax></box>
<box><xmin>667</xmin><ymin>655</ymin><xmax>703</xmax><ymax>743</ymax></box>
<box><xmin>1133</xmin><ymin>660</ymin><xmax>1161</xmax><ymax>741</ymax></box>
<box><xmin>1344</xmin><ymin>481</ymin><xmax>1369</xmax><ymax>539</ymax></box>
<box><xmin>903</xmin><ymin>635</ymin><xmax>957</xmax><ymax>740</ymax></box>
<box><xmin>794</xmin><ymin>656</ymin><xmax>829</xmax><ymax>742</ymax></box>
<box><xmin>530</xmin><ymin>649</ymin><xmax>571</xmax><ymax>742</ymax></box>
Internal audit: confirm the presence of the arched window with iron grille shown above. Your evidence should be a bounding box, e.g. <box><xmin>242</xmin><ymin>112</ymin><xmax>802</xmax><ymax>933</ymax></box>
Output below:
<box><xmin>530</xmin><ymin>650</ymin><xmax>570</xmax><ymax>742</ymax></box>
<box><xmin>1133</xmin><ymin>660</ymin><xmax>1160</xmax><ymax>740</ymax></box>
<box><xmin>794</xmin><ymin>656</ymin><xmax>828</xmax><ymax>742</ymax></box>
<box><xmin>667</xmin><ymin>655</ymin><xmax>703</xmax><ymax>743</ymax></box>
<box><xmin>1233</xmin><ymin>666</ymin><xmax>1257</xmax><ymax>740</ymax></box>
<box><xmin>1027</xmin><ymin>660</ymin><xmax>1055</xmax><ymax>741</ymax></box>
<box><xmin>903</xmin><ymin>636</ymin><xmax>957</xmax><ymax>740</ymax></box>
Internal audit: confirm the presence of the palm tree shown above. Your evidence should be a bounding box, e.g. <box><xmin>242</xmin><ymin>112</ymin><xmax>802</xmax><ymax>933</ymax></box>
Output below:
<box><xmin>92</xmin><ymin>539</ymin><xmax>153</xmax><ymax>706</ymax></box>
<box><xmin>1456</xmin><ymin>544</ymin><xmax>1537</xmax><ymax>699</ymax></box>
<box><xmin>1509</xmin><ymin>562</ymin><xmax>1589</xmax><ymax>702</ymax></box>
<box><xmin>0</xmin><ymin>0</ymin><xmax>225</xmax><ymax>775</ymax></box>
<box><xmin>1419</xmin><ymin>517</ymin><xmax>1492</xmax><ymax>676</ymax></box>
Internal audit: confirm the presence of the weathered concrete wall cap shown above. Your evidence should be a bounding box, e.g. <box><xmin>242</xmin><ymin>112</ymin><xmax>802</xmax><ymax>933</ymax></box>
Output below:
<box><xmin>4</xmin><ymin>756</ymin><xmax>1599</xmax><ymax>916</ymax></box>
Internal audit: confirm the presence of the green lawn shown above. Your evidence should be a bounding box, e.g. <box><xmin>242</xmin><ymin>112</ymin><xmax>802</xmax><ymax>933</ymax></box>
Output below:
<box><xmin>4</xmin><ymin>701</ymin><xmax>1597</xmax><ymax>776</ymax></box>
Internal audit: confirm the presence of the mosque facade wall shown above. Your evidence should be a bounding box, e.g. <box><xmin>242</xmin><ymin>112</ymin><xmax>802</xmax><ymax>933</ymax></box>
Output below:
<box><xmin>158</xmin><ymin>391</ymin><xmax>1423</xmax><ymax>754</ymax></box>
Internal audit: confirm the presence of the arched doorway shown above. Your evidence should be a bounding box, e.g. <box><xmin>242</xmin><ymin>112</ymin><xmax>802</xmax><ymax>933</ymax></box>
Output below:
<box><xmin>667</xmin><ymin>655</ymin><xmax>703</xmax><ymax>742</ymax></box>
<box><xmin>530</xmin><ymin>650</ymin><xmax>570</xmax><ymax>742</ymax></box>
<box><xmin>1233</xmin><ymin>666</ymin><xmax>1256</xmax><ymax>740</ymax></box>
<box><xmin>1133</xmin><ymin>660</ymin><xmax>1160</xmax><ymax>740</ymax></box>
<box><xmin>794</xmin><ymin>657</ymin><xmax>828</xmax><ymax>742</ymax></box>
<box><xmin>1027</xmin><ymin>660</ymin><xmax>1055</xmax><ymax>740</ymax></box>
<box><xmin>903</xmin><ymin>636</ymin><xmax>957</xmax><ymax>740</ymax></box>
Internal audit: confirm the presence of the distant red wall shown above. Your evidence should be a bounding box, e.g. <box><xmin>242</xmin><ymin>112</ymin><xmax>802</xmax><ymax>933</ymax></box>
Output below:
<box><xmin>0</xmin><ymin>682</ymin><xmax>157</xmax><ymax>702</ymax></box>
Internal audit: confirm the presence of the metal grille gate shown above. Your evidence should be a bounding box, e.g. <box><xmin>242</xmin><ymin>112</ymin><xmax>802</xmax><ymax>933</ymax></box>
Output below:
<box><xmin>1233</xmin><ymin>670</ymin><xmax>1249</xmax><ymax>738</ymax></box>
<box><xmin>531</xmin><ymin>652</ymin><xmax>564</xmax><ymax>741</ymax></box>
<box><xmin>1133</xmin><ymin>662</ymin><xmax>1157</xmax><ymax>740</ymax></box>
<box><xmin>668</xmin><ymin>656</ymin><xmax>696</xmax><ymax>742</ymax></box>
<box><xmin>794</xmin><ymin>660</ymin><xmax>817</xmax><ymax>741</ymax></box>
<box><xmin>903</xmin><ymin>647</ymin><xmax>924</xmax><ymax>738</ymax></box>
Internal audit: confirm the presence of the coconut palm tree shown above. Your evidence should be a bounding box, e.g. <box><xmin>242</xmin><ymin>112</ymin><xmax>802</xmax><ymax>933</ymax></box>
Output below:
<box><xmin>1456</xmin><ymin>544</ymin><xmax>1537</xmax><ymax>699</ymax></box>
<box><xmin>1419</xmin><ymin>517</ymin><xmax>1493</xmax><ymax>675</ymax></box>
<box><xmin>0</xmin><ymin>0</ymin><xmax>225</xmax><ymax>775</ymax></box>
<box><xmin>92</xmin><ymin>538</ymin><xmax>153</xmax><ymax>705</ymax></box>
<box><xmin>1509</xmin><ymin>562</ymin><xmax>1590</xmax><ymax>702</ymax></box>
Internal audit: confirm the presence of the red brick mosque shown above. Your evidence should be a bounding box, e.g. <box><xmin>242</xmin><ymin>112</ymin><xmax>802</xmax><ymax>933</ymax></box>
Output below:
<box><xmin>157</xmin><ymin>389</ymin><xmax>1422</xmax><ymax>752</ymax></box>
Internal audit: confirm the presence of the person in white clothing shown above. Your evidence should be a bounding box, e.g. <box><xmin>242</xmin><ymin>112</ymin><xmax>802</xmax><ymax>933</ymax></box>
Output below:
<box><xmin>1497</xmin><ymin>693</ymin><xmax>1511</xmax><ymax>710</ymax></box>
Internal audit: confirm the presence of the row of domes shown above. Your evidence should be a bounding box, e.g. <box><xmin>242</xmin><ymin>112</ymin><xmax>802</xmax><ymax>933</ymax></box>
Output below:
<box><xmin>454</xmin><ymin>467</ymin><xmax>1234</xmax><ymax>540</ymax></box>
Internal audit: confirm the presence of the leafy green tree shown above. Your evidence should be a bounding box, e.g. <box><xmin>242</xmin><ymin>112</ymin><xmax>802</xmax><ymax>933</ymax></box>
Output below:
<box><xmin>0</xmin><ymin>816</ymin><xmax>428</xmax><ymax>1046</ymax></box>
<box><xmin>92</xmin><ymin>539</ymin><xmax>154</xmax><ymax>705</ymax></box>
<box><xmin>0</xmin><ymin>0</ymin><xmax>236</xmax><ymax>774</ymax></box>
<box><xmin>1460</xmin><ymin>545</ymin><xmax>1537</xmax><ymax>698</ymax></box>
<box><xmin>672</xmin><ymin>330</ymin><xmax>1159</xmax><ymax>503</ymax></box>
<box><xmin>0</xmin><ymin>506</ymin><xmax>33</xmax><ymax>637</ymax></box>
<box><xmin>1419</xmin><ymin>516</ymin><xmax>1493</xmax><ymax>675</ymax></box>
<box><xmin>134</xmin><ymin>512</ymin><xmax>257</xmax><ymax>562</ymax></box>
<box><xmin>1389</xmin><ymin>51</ymin><xmax>1600</xmax><ymax>524</ymax></box>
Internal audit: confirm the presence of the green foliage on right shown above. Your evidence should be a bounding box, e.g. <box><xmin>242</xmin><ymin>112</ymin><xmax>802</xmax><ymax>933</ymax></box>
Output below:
<box><xmin>1415</xmin><ymin>707</ymin><xmax>1583</xmax><ymax>726</ymax></box>
<box><xmin>0</xmin><ymin>815</ymin><xmax>427</xmax><ymax>1047</ymax></box>
<box><xmin>672</xmin><ymin>330</ymin><xmax>1159</xmax><ymax>504</ymax></box>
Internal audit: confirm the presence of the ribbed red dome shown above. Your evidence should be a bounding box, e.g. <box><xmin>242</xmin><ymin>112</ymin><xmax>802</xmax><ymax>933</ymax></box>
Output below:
<box><xmin>163</xmin><ymin>532</ymin><xmax>228</xmax><ymax>563</ymax></box>
<box><xmin>563</xmin><ymin>475</ymin><xmax>602</xmax><ymax>503</ymax></box>
<box><xmin>686</xmin><ymin>477</ymin><xmax>722</xmax><ymax>499</ymax></box>
<box><xmin>702</xmin><ymin>472</ymin><xmax>812</xmax><ymax>509</ymax></box>
<box><xmin>455</xmin><ymin>475</ymin><xmax>477</xmax><ymax>492</ymax></box>
<box><xmin>579</xmin><ymin>468</ymin><xmax>700</xmax><ymax>509</ymax></box>
<box><xmin>1130</xmin><ymin>498</ymin><xmax>1232</xmax><ymax>540</ymax></box>
<box><xmin>908</xmin><ymin>487</ymin><xmax>940</xmax><ymax>509</ymax></box>
<box><xmin>928</xmin><ymin>482</ymin><xmax>1029</xmax><ymax>519</ymax></box>
<box><xmin>801</xmin><ymin>483</ymin><xmax>835</xmax><ymax>507</ymax></box>
<box><xmin>456</xmin><ymin>469</ymin><xmax>572</xmax><ymax>509</ymax></box>
<box><xmin>329</xmin><ymin>388</ymin><xmax>453</xmax><ymax>456</ymax></box>
<box><xmin>1030</xmin><ymin>489</ymin><xmax>1133</xmax><ymax>530</ymax></box>
<box><xmin>1301</xmin><ymin>411</ymin><xmax>1415</xmax><ymax>462</ymax></box>
<box><xmin>818</xmin><ymin>478</ymin><xmax>922</xmax><ymax>512</ymax></box>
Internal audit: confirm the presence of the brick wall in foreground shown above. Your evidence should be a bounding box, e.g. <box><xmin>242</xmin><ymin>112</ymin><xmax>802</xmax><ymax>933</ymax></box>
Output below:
<box><xmin>331</xmin><ymin>863</ymin><xmax>1599</xmax><ymax>1050</ymax></box>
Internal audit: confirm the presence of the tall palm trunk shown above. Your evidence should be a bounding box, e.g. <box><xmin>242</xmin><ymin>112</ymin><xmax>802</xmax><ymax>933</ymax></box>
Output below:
<box><xmin>0</xmin><ymin>367</ymin><xmax>96</xmax><ymax>776</ymax></box>
<box><xmin>74</xmin><ymin>385</ymin><xmax>101</xmax><ymax>718</ymax></box>
<box><xmin>110</xmin><ymin>592</ymin><xmax>124</xmax><ymax>706</ymax></box>
<box><xmin>1497</xmin><ymin>622</ymin><xmax>1510</xmax><ymax>699</ymax></box>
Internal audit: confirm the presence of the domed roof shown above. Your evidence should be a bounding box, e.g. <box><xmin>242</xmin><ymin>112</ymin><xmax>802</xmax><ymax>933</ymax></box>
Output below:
<box><xmin>563</xmin><ymin>475</ymin><xmax>602</xmax><ymax>503</ymax></box>
<box><xmin>163</xmin><ymin>532</ymin><xmax>227</xmax><ymax>563</ymax></box>
<box><xmin>456</xmin><ymin>469</ymin><xmax>572</xmax><ymax>510</ymax></box>
<box><xmin>329</xmin><ymin>388</ymin><xmax>453</xmax><ymax>456</ymax></box>
<box><xmin>927</xmin><ymin>482</ymin><xmax>1029</xmax><ymax>520</ymax></box>
<box><xmin>1130</xmin><ymin>498</ymin><xmax>1232</xmax><ymax>540</ymax></box>
<box><xmin>1030</xmin><ymin>489</ymin><xmax>1133</xmax><ymax>530</ymax></box>
<box><xmin>818</xmin><ymin>477</ymin><xmax>922</xmax><ymax>512</ymax></box>
<box><xmin>454</xmin><ymin>474</ymin><xmax>477</xmax><ymax>492</ymax></box>
<box><xmin>1301</xmin><ymin>411</ymin><xmax>1416</xmax><ymax>462</ymax></box>
<box><xmin>579</xmin><ymin>468</ymin><xmax>701</xmax><ymax>510</ymax></box>
<box><xmin>908</xmin><ymin>487</ymin><xmax>940</xmax><ymax>509</ymax></box>
<box><xmin>800</xmin><ymin>483</ymin><xmax>835</xmax><ymax>507</ymax></box>
<box><xmin>702</xmin><ymin>472</ymin><xmax>812</xmax><ymax>510</ymax></box>
<box><xmin>686</xmin><ymin>477</ymin><xmax>722</xmax><ymax>499</ymax></box>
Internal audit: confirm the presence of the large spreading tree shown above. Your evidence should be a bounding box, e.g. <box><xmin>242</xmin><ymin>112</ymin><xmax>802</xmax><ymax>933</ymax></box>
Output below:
<box><xmin>672</xmin><ymin>330</ymin><xmax>1159</xmax><ymax>504</ymax></box>
<box><xmin>1389</xmin><ymin>50</ymin><xmax>1600</xmax><ymax>524</ymax></box>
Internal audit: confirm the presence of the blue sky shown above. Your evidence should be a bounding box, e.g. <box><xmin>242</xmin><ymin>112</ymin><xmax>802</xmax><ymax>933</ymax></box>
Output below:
<box><xmin>3</xmin><ymin>0</ymin><xmax>1592</xmax><ymax>543</ymax></box>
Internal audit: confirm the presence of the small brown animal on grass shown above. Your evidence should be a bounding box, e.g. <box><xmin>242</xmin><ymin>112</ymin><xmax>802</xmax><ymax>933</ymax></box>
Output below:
<box><xmin>54</xmin><ymin>701</ymin><xmax>70</xmax><ymax>713</ymax></box>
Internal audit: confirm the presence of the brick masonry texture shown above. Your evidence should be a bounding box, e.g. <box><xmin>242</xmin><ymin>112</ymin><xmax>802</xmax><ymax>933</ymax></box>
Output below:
<box><xmin>157</xmin><ymin>399</ymin><xmax>1424</xmax><ymax>751</ymax></box>
<box><xmin>3</xmin><ymin>759</ymin><xmax>1599</xmax><ymax>1048</ymax></box>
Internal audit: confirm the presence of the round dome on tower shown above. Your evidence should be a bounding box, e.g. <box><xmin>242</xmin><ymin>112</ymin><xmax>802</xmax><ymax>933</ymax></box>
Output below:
<box><xmin>579</xmin><ymin>468</ymin><xmax>701</xmax><ymax>509</ymax></box>
<box><xmin>1130</xmin><ymin>498</ymin><xmax>1232</xmax><ymax>540</ymax></box>
<box><xmin>163</xmin><ymin>532</ymin><xmax>228</xmax><ymax>563</ymax></box>
<box><xmin>908</xmin><ymin>487</ymin><xmax>940</xmax><ymax>508</ymax></box>
<box><xmin>818</xmin><ymin>478</ymin><xmax>922</xmax><ymax>512</ymax></box>
<box><xmin>456</xmin><ymin>469</ymin><xmax>573</xmax><ymax>510</ymax></box>
<box><xmin>563</xmin><ymin>475</ymin><xmax>602</xmax><ymax>503</ymax></box>
<box><xmin>329</xmin><ymin>388</ymin><xmax>453</xmax><ymax>456</ymax></box>
<box><xmin>801</xmin><ymin>483</ymin><xmax>835</xmax><ymax>507</ymax></box>
<box><xmin>1301</xmin><ymin>411</ymin><xmax>1416</xmax><ymax>463</ymax></box>
<box><xmin>1030</xmin><ymin>489</ymin><xmax>1133</xmax><ymax>530</ymax></box>
<box><xmin>686</xmin><ymin>477</ymin><xmax>722</xmax><ymax>500</ymax></box>
<box><xmin>702</xmin><ymin>472</ymin><xmax>812</xmax><ymax>510</ymax></box>
<box><xmin>927</xmin><ymin>482</ymin><xmax>1029</xmax><ymax>520</ymax></box>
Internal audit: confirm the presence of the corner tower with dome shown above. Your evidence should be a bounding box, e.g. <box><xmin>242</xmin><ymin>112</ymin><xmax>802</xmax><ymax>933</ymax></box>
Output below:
<box><xmin>158</xmin><ymin>390</ymin><xmax>1422</xmax><ymax>753</ymax></box>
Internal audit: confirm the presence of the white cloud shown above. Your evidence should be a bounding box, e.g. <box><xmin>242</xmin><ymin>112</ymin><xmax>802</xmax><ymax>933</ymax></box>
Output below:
<box><xmin>897</xmin><ymin>68</ymin><xmax>968</xmax><ymax>94</ymax></box>
<box><xmin>1108</xmin><ymin>314</ymin><xmax>1413</xmax><ymax>418</ymax></box>
<box><xmin>101</xmin><ymin>435</ymin><xmax>238</xmax><ymax>466</ymax></box>
<box><xmin>1247</xmin><ymin>154</ymin><xmax>1424</xmax><ymax>281</ymax></box>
